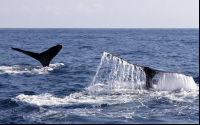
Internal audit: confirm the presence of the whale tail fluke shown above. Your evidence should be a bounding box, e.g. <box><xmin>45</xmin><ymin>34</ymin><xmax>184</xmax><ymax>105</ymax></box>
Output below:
<box><xmin>11</xmin><ymin>44</ymin><xmax>62</xmax><ymax>67</ymax></box>
<box><xmin>104</xmin><ymin>52</ymin><xmax>191</xmax><ymax>89</ymax></box>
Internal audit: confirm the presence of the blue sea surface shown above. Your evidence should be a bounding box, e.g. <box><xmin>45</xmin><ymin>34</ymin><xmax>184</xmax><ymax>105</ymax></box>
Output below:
<box><xmin>0</xmin><ymin>28</ymin><xmax>199</xmax><ymax>124</ymax></box>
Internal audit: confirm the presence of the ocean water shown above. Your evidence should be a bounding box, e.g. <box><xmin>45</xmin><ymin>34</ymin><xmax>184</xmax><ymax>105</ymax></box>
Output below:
<box><xmin>0</xmin><ymin>28</ymin><xmax>199</xmax><ymax>124</ymax></box>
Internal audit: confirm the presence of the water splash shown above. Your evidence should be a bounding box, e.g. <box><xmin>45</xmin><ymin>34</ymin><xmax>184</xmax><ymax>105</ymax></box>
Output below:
<box><xmin>155</xmin><ymin>73</ymin><xmax>197</xmax><ymax>91</ymax></box>
<box><xmin>0</xmin><ymin>63</ymin><xmax>64</xmax><ymax>75</ymax></box>
<box><xmin>90</xmin><ymin>52</ymin><xmax>146</xmax><ymax>94</ymax></box>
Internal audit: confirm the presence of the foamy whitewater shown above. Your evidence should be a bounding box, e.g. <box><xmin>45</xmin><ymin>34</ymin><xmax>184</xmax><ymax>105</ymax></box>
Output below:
<box><xmin>0</xmin><ymin>63</ymin><xmax>64</xmax><ymax>75</ymax></box>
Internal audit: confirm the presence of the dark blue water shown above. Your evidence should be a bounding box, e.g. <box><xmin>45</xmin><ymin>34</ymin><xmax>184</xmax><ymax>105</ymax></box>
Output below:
<box><xmin>0</xmin><ymin>29</ymin><xmax>199</xmax><ymax>124</ymax></box>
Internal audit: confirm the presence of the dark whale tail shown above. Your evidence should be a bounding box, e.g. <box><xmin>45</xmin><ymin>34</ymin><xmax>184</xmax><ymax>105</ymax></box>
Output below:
<box><xmin>11</xmin><ymin>44</ymin><xmax>62</xmax><ymax>67</ymax></box>
<box><xmin>104</xmin><ymin>52</ymin><xmax>191</xmax><ymax>89</ymax></box>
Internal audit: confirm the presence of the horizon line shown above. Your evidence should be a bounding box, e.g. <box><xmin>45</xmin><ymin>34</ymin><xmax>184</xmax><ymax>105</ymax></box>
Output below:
<box><xmin>0</xmin><ymin>28</ymin><xmax>199</xmax><ymax>29</ymax></box>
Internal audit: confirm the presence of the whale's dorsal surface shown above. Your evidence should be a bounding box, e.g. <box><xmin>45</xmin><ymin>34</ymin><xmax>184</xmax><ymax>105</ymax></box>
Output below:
<box><xmin>11</xmin><ymin>44</ymin><xmax>62</xmax><ymax>67</ymax></box>
<box><xmin>104</xmin><ymin>52</ymin><xmax>192</xmax><ymax>89</ymax></box>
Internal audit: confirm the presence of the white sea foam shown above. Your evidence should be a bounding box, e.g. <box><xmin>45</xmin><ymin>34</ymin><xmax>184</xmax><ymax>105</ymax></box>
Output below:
<box><xmin>12</xmin><ymin>89</ymin><xmax>200</xmax><ymax>124</ymax></box>
<box><xmin>0</xmin><ymin>63</ymin><xmax>64</xmax><ymax>75</ymax></box>
<box><xmin>14</xmin><ymin>85</ymin><xmax>199</xmax><ymax>108</ymax></box>
<box><xmin>15</xmin><ymin>93</ymin><xmax>70</xmax><ymax>106</ymax></box>
<box><xmin>14</xmin><ymin>90</ymin><xmax>141</xmax><ymax>106</ymax></box>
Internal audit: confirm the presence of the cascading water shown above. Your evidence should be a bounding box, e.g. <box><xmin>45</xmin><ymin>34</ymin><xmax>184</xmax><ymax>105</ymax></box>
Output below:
<box><xmin>90</xmin><ymin>52</ymin><xmax>146</xmax><ymax>94</ymax></box>
<box><xmin>90</xmin><ymin>52</ymin><xmax>198</xmax><ymax>93</ymax></box>
<box><xmin>154</xmin><ymin>73</ymin><xmax>197</xmax><ymax>91</ymax></box>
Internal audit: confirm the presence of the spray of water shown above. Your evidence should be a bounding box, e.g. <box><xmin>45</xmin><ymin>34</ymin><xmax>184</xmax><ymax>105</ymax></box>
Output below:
<box><xmin>90</xmin><ymin>52</ymin><xmax>146</xmax><ymax>94</ymax></box>
<box><xmin>154</xmin><ymin>73</ymin><xmax>197</xmax><ymax>91</ymax></box>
